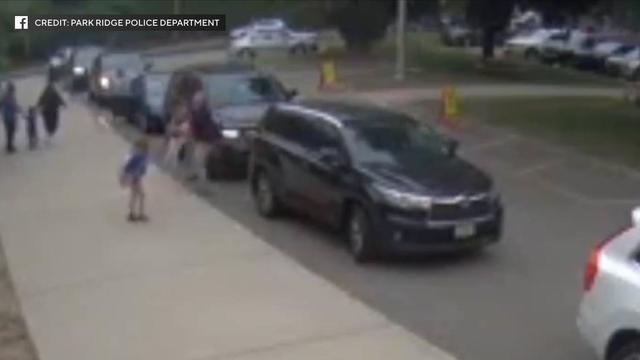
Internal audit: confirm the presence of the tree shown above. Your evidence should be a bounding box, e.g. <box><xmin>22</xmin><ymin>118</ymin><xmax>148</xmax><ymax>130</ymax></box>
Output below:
<box><xmin>327</xmin><ymin>0</ymin><xmax>395</xmax><ymax>53</ymax></box>
<box><xmin>523</xmin><ymin>0</ymin><xmax>601</xmax><ymax>26</ymax></box>
<box><xmin>326</xmin><ymin>0</ymin><xmax>438</xmax><ymax>53</ymax></box>
<box><xmin>466</xmin><ymin>0</ymin><xmax>515</xmax><ymax>61</ymax></box>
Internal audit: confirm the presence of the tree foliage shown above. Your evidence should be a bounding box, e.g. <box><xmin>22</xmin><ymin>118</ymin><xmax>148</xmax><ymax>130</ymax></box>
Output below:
<box><xmin>327</xmin><ymin>0</ymin><xmax>395</xmax><ymax>53</ymax></box>
<box><xmin>326</xmin><ymin>0</ymin><xmax>439</xmax><ymax>53</ymax></box>
<box><xmin>467</xmin><ymin>0</ymin><xmax>515</xmax><ymax>60</ymax></box>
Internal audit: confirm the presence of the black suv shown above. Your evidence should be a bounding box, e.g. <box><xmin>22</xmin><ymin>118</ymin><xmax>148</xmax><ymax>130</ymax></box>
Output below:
<box><xmin>249</xmin><ymin>100</ymin><xmax>503</xmax><ymax>262</ymax></box>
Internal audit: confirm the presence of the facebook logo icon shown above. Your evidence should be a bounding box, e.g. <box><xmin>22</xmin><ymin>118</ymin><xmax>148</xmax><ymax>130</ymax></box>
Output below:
<box><xmin>14</xmin><ymin>16</ymin><xmax>29</xmax><ymax>30</ymax></box>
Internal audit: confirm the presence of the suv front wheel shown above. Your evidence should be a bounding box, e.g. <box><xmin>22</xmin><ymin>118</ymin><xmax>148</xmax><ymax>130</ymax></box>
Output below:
<box><xmin>347</xmin><ymin>204</ymin><xmax>377</xmax><ymax>262</ymax></box>
<box><xmin>253</xmin><ymin>170</ymin><xmax>281</xmax><ymax>217</ymax></box>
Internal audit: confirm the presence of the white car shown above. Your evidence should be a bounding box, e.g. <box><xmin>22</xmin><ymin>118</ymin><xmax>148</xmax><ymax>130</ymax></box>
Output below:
<box><xmin>621</xmin><ymin>55</ymin><xmax>640</xmax><ymax>80</ymax></box>
<box><xmin>230</xmin><ymin>18</ymin><xmax>286</xmax><ymax>39</ymax></box>
<box><xmin>605</xmin><ymin>46</ymin><xmax>639</xmax><ymax>76</ymax></box>
<box><xmin>577</xmin><ymin>207</ymin><xmax>640</xmax><ymax>360</ymax></box>
<box><xmin>505</xmin><ymin>28</ymin><xmax>564</xmax><ymax>60</ymax></box>
<box><xmin>539</xmin><ymin>30</ymin><xmax>593</xmax><ymax>63</ymax></box>
<box><xmin>572</xmin><ymin>40</ymin><xmax>631</xmax><ymax>71</ymax></box>
<box><xmin>230</xmin><ymin>28</ymin><xmax>318</xmax><ymax>58</ymax></box>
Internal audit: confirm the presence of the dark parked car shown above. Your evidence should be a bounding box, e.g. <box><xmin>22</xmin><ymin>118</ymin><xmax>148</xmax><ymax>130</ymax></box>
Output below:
<box><xmin>89</xmin><ymin>52</ymin><xmax>150</xmax><ymax>118</ymax></box>
<box><xmin>165</xmin><ymin>65</ymin><xmax>295</xmax><ymax>179</ymax></box>
<box><xmin>47</xmin><ymin>47</ymin><xmax>73</xmax><ymax>82</ymax></box>
<box><xmin>249</xmin><ymin>100</ymin><xmax>503</xmax><ymax>262</ymax></box>
<box><xmin>70</xmin><ymin>46</ymin><xmax>103</xmax><ymax>92</ymax></box>
<box><xmin>131</xmin><ymin>72</ymin><xmax>171</xmax><ymax>133</ymax></box>
<box><xmin>573</xmin><ymin>40</ymin><xmax>628</xmax><ymax>72</ymax></box>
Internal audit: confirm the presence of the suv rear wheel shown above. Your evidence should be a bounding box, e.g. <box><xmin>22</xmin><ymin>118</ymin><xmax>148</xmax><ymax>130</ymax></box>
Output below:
<box><xmin>253</xmin><ymin>170</ymin><xmax>281</xmax><ymax>217</ymax></box>
<box><xmin>610</xmin><ymin>340</ymin><xmax>640</xmax><ymax>360</ymax></box>
<box><xmin>347</xmin><ymin>204</ymin><xmax>376</xmax><ymax>262</ymax></box>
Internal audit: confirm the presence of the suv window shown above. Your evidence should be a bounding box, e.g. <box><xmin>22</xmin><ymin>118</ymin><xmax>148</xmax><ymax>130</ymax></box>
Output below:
<box><xmin>263</xmin><ymin>109</ymin><xmax>299</xmax><ymax>142</ymax></box>
<box><xmin>302</xmin><ymin>116</ymin><xmax>341</xmax><ymax>151</ymax></box>
<box><xmin>264</xmin><ymin>109</ymin><xmax>342</xmax><ymax>151</ymax></box>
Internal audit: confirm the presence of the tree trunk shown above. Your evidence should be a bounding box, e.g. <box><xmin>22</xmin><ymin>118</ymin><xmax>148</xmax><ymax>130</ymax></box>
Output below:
<box><xmin>482</xmin><ymin>27</ymin><xmax>495</xmax><ymax>61</ymax></box>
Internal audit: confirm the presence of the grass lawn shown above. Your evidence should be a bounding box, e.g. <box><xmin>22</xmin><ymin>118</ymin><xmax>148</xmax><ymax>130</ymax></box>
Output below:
<box><xmin>462</xmin><ymin>97</ymin><xmax>640</xmax><ymax>169</ymax></box>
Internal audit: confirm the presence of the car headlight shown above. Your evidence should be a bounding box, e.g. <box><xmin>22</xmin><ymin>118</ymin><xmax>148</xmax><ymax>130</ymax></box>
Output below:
<box><xmin>371</xmin><ymin>184</ymin><xmax>433</xmax><ymax>210</ymax></box>
<box><xmin>222</xmin><ymin>129</ymin><xmax>240</xmax><ymax>139</ymax></box>
<box><xmin>73</xmin><ymin>66</ymin><xmax>85</xmax><ymax>75</ymax></box>
<box><xmin>100</xmin><ymin>76</ymin><xmax>110</xmax><ymax>89</ymax></box>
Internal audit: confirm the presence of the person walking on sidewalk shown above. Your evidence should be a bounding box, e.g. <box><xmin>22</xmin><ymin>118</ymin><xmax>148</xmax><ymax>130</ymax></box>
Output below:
<box><xmin>1</xmin><ymin>82</ymin><xmax>20</xmax><ymax>154</ymax></box>
<box><xmin>37</xmin><ymin>80</ymin><xmax>65</xmax><ymax>141</ymax></box>
<box><xmin>120</xmin><ymin>137</ymin><xmax>150</xmax><ymax>222</ymax></box>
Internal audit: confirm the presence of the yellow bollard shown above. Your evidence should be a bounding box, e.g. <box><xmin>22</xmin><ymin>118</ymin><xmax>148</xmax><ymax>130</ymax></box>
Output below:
<box><xmin>318</xmin><ymin>60</ymin><xmax>344</xmax><ymax>91</ymax></box>
<box><xmin>439</xmin><ymin>85</ymin><xmax>462</xmax><ymax>130</ymax></box>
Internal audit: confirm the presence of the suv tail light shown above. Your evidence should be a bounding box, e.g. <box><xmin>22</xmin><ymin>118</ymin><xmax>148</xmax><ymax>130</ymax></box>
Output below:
<box><xmin>584</xmin><ymin>227</ymin><xmax>629</xmax><ymax>291</ymax></box>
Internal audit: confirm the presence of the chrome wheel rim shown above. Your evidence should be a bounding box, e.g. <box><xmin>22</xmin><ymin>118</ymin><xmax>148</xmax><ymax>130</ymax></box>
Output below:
<box><xmin>257</xmin><ymin>175</ymin><xmax>273</xmax><ymax>213</ymax></box>
<box><xmin>349</xmin><ymin>213</ymin><xmax>364</xmax><ymax>255</ymax></box>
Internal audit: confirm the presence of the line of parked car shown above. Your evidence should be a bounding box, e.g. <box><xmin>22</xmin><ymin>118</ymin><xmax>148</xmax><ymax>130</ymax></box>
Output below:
<box><xmin>48</xmin><ymin>41</ymin><xmax>505</xmax><ymax>263</ymax></box>
<box><xmin>439</xmin><ymin>19</ymin><xmax>640</xmax><ymax>81</ymax></box>
<box><xmin>504</xmin><ymin>27</ymin><xmax>640</xmax><ymax>79</ymax></box>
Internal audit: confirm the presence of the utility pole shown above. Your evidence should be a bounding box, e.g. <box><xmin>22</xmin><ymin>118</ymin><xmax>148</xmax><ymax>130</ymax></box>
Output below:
<box><xmin>395</xmin><ymin>0</ymin><xmax>407</xmax><ymax>81</ymax></box>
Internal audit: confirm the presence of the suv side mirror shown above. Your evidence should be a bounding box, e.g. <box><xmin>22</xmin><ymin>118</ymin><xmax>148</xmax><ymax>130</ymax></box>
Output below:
<box><xmin>632</xmin><ymin>206</ymin><xmax>640</xmax><ymax>226</ymax></box>
<box><xmin>443</xmin><ymin>138</ymin><xmax>459</xmax><ymax>157</ymax></box>
<box><xmin>318</xmin><ymin>147</ymin><xmax>347</xmax><ymax>169</ymax></box>
<box><xmin>144</xmin><ymin>61</ymin><xmax>153</xmax><ymax>71</ymax></box>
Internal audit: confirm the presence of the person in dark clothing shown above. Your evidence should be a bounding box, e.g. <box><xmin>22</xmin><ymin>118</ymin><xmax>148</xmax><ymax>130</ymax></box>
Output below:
<box><xmin>188</xmin><ymin>91</ymin><xmax>221</xmax><ymax>181</ymax></box>
<box><xmin>26</xmin><ymin>106</ymin><xmax>39</xmax><ymax>150</ymax></box>
<box><xmin>37</xmin><ymin>81</ymin><xmax>65</xmax><ymax>139</ymax></box>
<box><xmin>1</xmin><ymin>82</ymin><xmax>20</xmax><ymax>153</ymax></box>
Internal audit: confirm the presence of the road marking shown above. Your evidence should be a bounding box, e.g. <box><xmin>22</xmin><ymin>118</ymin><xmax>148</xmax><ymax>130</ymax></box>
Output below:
<box><xmin>463</xmin><ymin>134</ymin><xmax>519</xmax><ymax>152</ymax></box>
<box><xmin>534</xmin><ymin>177</ymin><xmax>640</xmax><ymax>206</ymax></box>
<box><xmin>514</xmin><ymin>158</ymin><xmax>566</xmax><ymax>177</ymax></box>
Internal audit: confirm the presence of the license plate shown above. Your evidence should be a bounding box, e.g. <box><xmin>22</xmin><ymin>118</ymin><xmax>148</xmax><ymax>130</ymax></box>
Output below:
<box><xmin>454</xmin><ymin>223</ymin><xmax>475</xmax><ymax>238</ymax></box>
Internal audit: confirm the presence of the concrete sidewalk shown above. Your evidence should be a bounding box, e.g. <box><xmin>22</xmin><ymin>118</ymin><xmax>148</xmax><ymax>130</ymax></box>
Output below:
<box><xmin>0</xmin><ymin>75</ymin><xmax>453</xmax><ymax>360</ymax></box>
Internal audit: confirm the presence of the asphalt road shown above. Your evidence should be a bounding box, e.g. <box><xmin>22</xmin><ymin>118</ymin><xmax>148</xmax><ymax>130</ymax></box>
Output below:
<box><xmin>91</xmin><ymin>48</ymin><xmax>640</xmax><ymax>360</ymax></box>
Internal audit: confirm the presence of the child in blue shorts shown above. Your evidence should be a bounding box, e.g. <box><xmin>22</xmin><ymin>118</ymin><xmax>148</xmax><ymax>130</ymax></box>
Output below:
<box><xmin>120</xmin><ymin>138</ymin><xmax>150</xmax><ymax>222</ymax></box>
